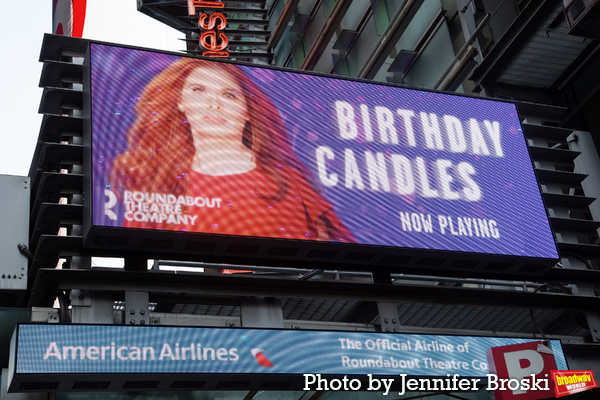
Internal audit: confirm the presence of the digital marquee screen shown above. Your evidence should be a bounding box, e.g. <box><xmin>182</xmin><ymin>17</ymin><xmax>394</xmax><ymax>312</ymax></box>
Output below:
<box><xmin>13</xmin><ymin>324</ymin><xmax>568</xmax><ymax>377</ymax></box>
<box><xmin>87</xmin><ymin>43</ymin><xmax>558</xmax><ymax>261</ymax></box>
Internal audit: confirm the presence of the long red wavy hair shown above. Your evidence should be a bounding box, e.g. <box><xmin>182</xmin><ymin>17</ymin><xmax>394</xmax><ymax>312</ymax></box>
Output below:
<box><xmin>111</xmin><ymin>57</ymin><xmax>302</xmax><ymax>198</ymax></box>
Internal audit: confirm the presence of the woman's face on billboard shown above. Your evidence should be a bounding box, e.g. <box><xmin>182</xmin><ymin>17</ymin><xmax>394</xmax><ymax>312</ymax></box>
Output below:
<box><xmin>178</xmin><ymin>66</ymin><xmax>249</xmax><ymax>141</ymax></box>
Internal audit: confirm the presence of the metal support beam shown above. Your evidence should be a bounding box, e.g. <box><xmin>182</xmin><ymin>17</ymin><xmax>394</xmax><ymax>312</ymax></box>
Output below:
<box><xmin>267</xmin><ymin>0</ymin><xmax>301</xmax><ymax>50</ymax></box>
<box><xmin>30</xmin><ymin>269</ymin><xmax>600</xmax><ymax>312</ymax></box>
<box><xmin>480</xmin><ymin>81</ymin><xmax>554</xmax><ymax>104</ymax></box>
<box><xmin>565</xmin><ymin>130</ymin><xmax>600</xmax><ymax>343</ymax></box>
<box><xmin>300</xmin><ymin>0</ymin><xmax>353</xmax><ymax>71</ymax></box>
<box><xmin>397</xmin><ymin>8</ymin><xmax>446</xmax><ymax>79</ymax></box>
<box><xmin>434</xmin><ymin>13</ymin><xmax>489</xmax><ymax>89</ymax></box>
<box><xmin>586</xmin><ymin>313</ymin><xmax>600</xmax><ymax>342</ymax></box>
<box><xmin>240</xmin><ymin>297</ymin><xmax>284</xmax><ymax>328</ymax></box>
<box><xmin>553</xmin><ymin>131</ymin><xmax>600</xmax><ymax>343</ymax></box>
<box><xmin>358</xmin><ymin>0</ymin><xmax>425</xmax><ymax>79</ymax></box>
<box><xmin>243</xmin><ymin>391</ymin><xmax>258</xmax><ymax>400</ymax></box>
<box><xmin>561</xmin><ymin>79</ymin><xmax>600</xmax><ymax>127</ymax></box>
<box><xmin>568</xmin><ymin>130</ymin><xmax>600</xmax><ymax>235</ymax></box>
<box><xmin>125</xmin><ymin>291</ymin><xmax>149</xmax><ymax>325</ymax></box>
<box><xmin>372</xmin><ymin>271</ymin><xmax>392</xmax><ymax>284</ymax></box>
<box><xmin>469</xmin><ymin>0</ymin><xmax>560</xmax><ymax>85</ymax></box>
<box><xmin>124</xmin><ymin>257</ymin><xmax>147</xmax><ymax>272</ymax></box>
<box><xmin>70</xmin><ymin>290</ymin><xmax>114</xmax><ymax>324</ymax></box>
<box><xmin>377</xmin><ymin>302</ymin><xmax>402</xmax><ymax>332</ymax></box>
<box><xmin>70</xmin><ymin>253</ymin><xmax>116</xmax><ymax>324</ymax></box>
<box><xmin>439</xmin><ymin>45</ymin><xmax>478</xmax><ymax>91</ymax></box>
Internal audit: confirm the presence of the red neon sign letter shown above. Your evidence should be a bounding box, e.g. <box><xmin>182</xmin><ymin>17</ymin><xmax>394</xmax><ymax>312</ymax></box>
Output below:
<box><xmin>200</xmin><ymin>31</ymin><xmax>229</xmax><ymax>51</ymax></box>
<box><xmin>188</xmin><ymin>0</ymin><xmax>229</xmax><ymax>58</ymax></box>
<box><xmin>187</xmin><ymin>0</ymin><xmax>224</xmax><ymax>15</ymax></box>
<box><xmin>199</xmin><ymin>12</ymin><xmax>227</xmax><ymax>30</ymax></box>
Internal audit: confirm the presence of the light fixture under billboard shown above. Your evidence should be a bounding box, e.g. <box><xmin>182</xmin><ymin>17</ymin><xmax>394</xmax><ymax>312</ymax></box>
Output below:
<box><xmin>82</xmin><ymin>42</ymin><xmax>559</xmax><ymax>274</ymax></box>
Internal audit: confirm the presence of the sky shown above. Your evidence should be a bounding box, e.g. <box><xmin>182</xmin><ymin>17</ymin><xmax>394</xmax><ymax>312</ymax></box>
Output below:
<box><xmin>0</xmin><ymin>2</ymin><xmax>51</xmax><ymax>177</ymax></box>
<box><xmin>0</xmin><ymin>0</ymin><xmax>183</xmax><ymax>177</ymax></box>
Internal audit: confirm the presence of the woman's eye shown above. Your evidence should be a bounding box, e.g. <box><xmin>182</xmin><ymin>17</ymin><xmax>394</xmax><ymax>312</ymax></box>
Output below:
<box><xmin>191</xmin><ymin>87</ymin><xmax>205</xmax><ymax>93</ymax></box>
<box><xmin>223</xmin><ymin>91</ymin><xmax>238</xmax><ymax>99</ymax></box>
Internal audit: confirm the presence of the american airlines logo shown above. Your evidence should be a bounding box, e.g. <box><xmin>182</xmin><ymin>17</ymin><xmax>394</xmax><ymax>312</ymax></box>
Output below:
<box><xmin>251</xmin><ymin>348</ymin><xmax>274</xmax><ymax>368</ymax></box>
<box><xmin>42</xmin><ymin>341</ymin><xmax>274</xmax><ymax>368</ymax></box>
<box><xmin>44</xmin><ymin>342</ymin><xmax>239</xmax><ymax>362</ymax></box>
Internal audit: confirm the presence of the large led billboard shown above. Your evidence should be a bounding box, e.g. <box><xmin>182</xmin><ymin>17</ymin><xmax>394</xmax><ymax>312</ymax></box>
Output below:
<box><xmin>84</xmin><ymin>42</ymin><xmax>558</xmax><ymax>272</ymax></box>
<box><xmin>9</xmin><ymin>324</ymin><xmax>568</xmax><ymax>392</ymax></box>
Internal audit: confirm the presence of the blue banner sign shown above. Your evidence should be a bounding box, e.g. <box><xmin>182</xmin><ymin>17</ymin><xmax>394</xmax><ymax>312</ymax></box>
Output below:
<box><xmin>14</xmin><ymin>324</ymin><xmax>567</xmax><ymax>376</ymax></box>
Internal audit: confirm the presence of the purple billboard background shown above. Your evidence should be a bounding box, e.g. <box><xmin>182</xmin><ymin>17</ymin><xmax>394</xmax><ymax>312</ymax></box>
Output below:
<box><xmin>89</xmin><ymin>43</ymin><xmax>558</xmax><ymax>259</ymax></box>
